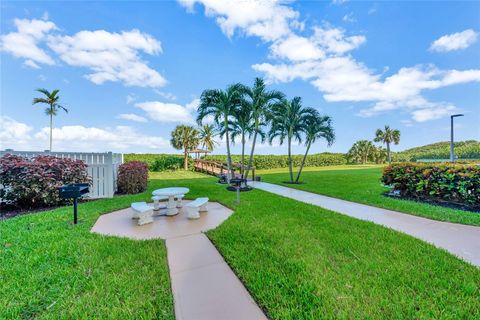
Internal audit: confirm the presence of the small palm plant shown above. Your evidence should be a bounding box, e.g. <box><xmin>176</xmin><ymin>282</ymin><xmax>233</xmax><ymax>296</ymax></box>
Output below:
<box><xmin>242</xmin><ymin>78</ymin><xmax>284</xmax><ymax>181</ymax></box>
<box><xmin>295</xmin><ymin>113</ymin><xmax>335</xmax><ymax>183</ymax></box>
<box><xmin>32</xmin><ymin>89</ymin><xmax>68</xmax><ymax>151</ymax></box>
<box><xmin>198</xmin><ymin>124</ymin><xmax>218</xmax><ymax>152</ymax></box>
<box><xmin>374</xmin><ymin>125</ymin><xmax>400</xmax><ymax>163</ymax></box>
<box><xmin>170</xmin><ymin>125</ymin><xmax>200</xmax><ymax>170</ymax></box>
<box><xmin>197</xmin><ymin>83</ymin><xmax>244</xmax><ymax>180</ymax></box>
<box><xmin>268</xmin><ymin>96</ymin><xmax>316</xmax><ymax>183</ymax></box>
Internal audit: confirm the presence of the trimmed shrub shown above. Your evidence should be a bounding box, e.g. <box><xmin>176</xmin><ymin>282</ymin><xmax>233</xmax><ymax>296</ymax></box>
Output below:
<box><xmin>124</xmin><ymin>154</ymin><xmax>191</xmax><ymax>171</ymax></box>
<box><xmin>0</xmin><ymin>154</ymin><xmax>90</xmax><ymax>209</ymax></box>
<box><xmin>382</xmin><ymin>162</ymin><xmax>480</xmax><ymax>207</ymax></box>
<box><xmin>203</xmin><ymin>153</ymin><xmax>347</xmax><ymax>170</ymax></box>
<box><xmin>117</xmin><ymin>161</ymin><xmax>149</xmax><ymax>194</ymax></box>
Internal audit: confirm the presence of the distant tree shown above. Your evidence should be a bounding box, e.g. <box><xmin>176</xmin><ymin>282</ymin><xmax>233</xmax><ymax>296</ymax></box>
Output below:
<box><xmin>296</xmin><ymin>113</ymin><xmax>335</xmax><ymax>183</ymax></box>
<box><xmin>32</xmin><ymin>89</ymin><xmax>68</xmax><ymax>151</ymax></box>
<box><xmin>374</xmin><ymin>125</ymin><xmax>401</xmax><ymax>163</ymax></box>
<box><xmin>197</xmin><ymin>83</ymin><xmax>244</xmax><ymax>180</ymax></box>
<box><xmin>242</xmin><ymin>78</ymin><xmax>284</xmax><ymax>181</ymax></box>
<box><xmin>170</xmin><ymin>125</ymin><xmax>199</xmax><ymax>170</ymax></box>
<box><xmin>371</xmin><ymin>145</ymin><xmax>388</xmax><ymax>164</ymax></box>
<box><xmin>269</xmin><ymin>96</ymin><xmax>316</xmax><ymax>183</ymax></box>
<box><xmin>198</xmin><ymin>124</ymin><xmax>218</xmax><ymax>152</ymax></box>
<box><xmin>347</xmin><ymin>140</ymin><xmax>375</xmax><ymax>164</ymax></box>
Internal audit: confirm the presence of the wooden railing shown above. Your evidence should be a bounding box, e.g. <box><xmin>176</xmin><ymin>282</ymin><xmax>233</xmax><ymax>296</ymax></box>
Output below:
<box><xmin>194</xmin><ymin>159</ymin><xmax>255</xmax><ymax>180</ymax></box>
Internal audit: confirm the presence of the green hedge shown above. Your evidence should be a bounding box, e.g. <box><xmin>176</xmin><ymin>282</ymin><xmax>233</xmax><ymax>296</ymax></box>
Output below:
<box><xmin>124</xmin><ymin>154</ymin><xmax>192</xmax><ymax>171</ymax></box>
<box><xmin>393</xmin><ymin>140</ymin><xmax>480</xmax><ymax>162</ymax></box>
<box><xmin>382</xmin><ymin>162</ymin><xmax>480</xmax><ymax>207</ymax></box>
<box><xmin>203</xmin><ymin>153</ymin><xmax>347</xmax><ymax>169</ymax></box>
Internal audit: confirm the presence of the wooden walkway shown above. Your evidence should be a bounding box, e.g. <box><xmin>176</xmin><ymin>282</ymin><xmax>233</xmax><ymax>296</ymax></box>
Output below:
<box><xmin>193</xmin><ymin>159</ymin><xmax>255</xmax><ymax>180</ymax></box>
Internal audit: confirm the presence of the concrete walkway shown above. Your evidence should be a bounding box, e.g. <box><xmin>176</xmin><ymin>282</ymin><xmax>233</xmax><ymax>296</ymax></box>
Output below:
<box><xmin>167</xmin><ymin>234</ymin><xmax>266</xmax><ymax>320</ymax></box>
<box><xmin>251</xmin><ymin>181</ymin><xmax>480</xmax><ymax>267</ymax></box>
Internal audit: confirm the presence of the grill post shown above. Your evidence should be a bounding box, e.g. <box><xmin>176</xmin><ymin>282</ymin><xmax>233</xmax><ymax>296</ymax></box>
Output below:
<box><xmin>73</xmin><ymin>197</ymin><xmax>78</xmax><ymax>224</ymax></box>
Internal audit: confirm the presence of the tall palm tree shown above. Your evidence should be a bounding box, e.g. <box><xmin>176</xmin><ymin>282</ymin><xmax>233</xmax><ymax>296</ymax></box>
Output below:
<box><xmin>170</xmin><ymin>125</ymin><xmax>200</xmax><ymax>170</ymax></box>
<box><xmin>268</xmin><ymin>97</ymin><xmax>316</xmax><ymax>183</ymax></box>
<box><xmin>198</xmin><ymin>124</ymin><xmax>218</xmax><ymax>152</ymax></box>
<box><xmin>347</xmin><ymin>140</ymin><xmax>375</xmax><ymax>165</ymax></box>
<box><xmin>374</xmin><ymin>125</ymin><xmax>401</xmax><ymax>164</ymax></box>
<box><xmin>295</xmin><ymin>113</ymin><xmax>335</xmax><ymax>183</ymax></box>
<box><xmin>219</xmin><ymin>101</ymin><xmax>254</xmax><ymax>176</ymax></box>
<box><xmin>242</xmin><ymin>78</ymin><xmax>284</xmax><ymax>181</ymax></box>
<box><xmin>32</xmin><ymin>89</ymin><xmax>68</xmax><ymax>151</ymax></box>
<box><xmin>197</xmin><ymin>83</ymin><xmax>244</xmax><ymax>180</ymax></box>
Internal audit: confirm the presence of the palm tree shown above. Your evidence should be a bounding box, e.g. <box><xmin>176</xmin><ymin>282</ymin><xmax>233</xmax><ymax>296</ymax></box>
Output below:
<box><xmin>197</xmin><ymin>83</ymin><xmax>244</xmax><ymax>180</ymax></box>
<box><xmin>198</xmin><ymin>124</ymin><xmax>218</xmax><ymax>152</ymax></box>
<box><xmin>371</xmin><ymin>146</ymin><xmax>387</xmax><ymax>164</ymax></box>
<box><xmin>295</xmin><ymin>113</ymin><xmax>335</xmax><ymax>183</ymax></box>
<box><xmin>347</xmin><ymin>140</ymin><xmax>375</xmax><ymax>165</ymax></box>
<box><xmin>219</xmin><ymin>102</ymin><xmax>254</xmax><ymax>176</ymax></box>
<box><xmin>268</xmin><ymin>96</ymin><xmax>316</xmax><ymax>183</ymax></box>
<box><xmin>32</xmin><ymin>88</ymin><xmax>68</xmax><ymax>151</ymax></box>
<box><xmin>170</xmin><ymin>125</ymin><xmax>200</xmax><ymax>170</ymax></box>
<box><xmin>242</xmin><ymin>78</ymin><xmax>284</xmax><ymax>181</ymax></box>
<box><xmin>374</xmin><ymin>125</ymin><xmax>400</xmax><ymax>164</ymax></box>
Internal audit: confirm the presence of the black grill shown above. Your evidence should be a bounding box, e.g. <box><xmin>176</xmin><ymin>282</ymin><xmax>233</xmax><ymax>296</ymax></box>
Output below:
<box><xmin>58</xmin><ymin>183</ymin><xmax>90</xmax><ymax>224</ymax></box>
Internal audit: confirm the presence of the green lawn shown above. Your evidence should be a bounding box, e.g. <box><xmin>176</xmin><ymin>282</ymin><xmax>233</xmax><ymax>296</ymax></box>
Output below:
<box><xmin>0</xmin><ymin>194</ymin><xmax>175</xmax><ymax>319</ymax></box>
<box><xmin>261</xmin><ymin>166</ymin><xmax>480</xmax><ymax>226</ymax></box>
<box><xmin>1</xmin><ymin>172</ymin><xmax>479</xmax><ymax>319</ymax></box>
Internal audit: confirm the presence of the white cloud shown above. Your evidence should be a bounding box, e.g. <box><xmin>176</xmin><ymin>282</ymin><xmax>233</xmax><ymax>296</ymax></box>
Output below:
<box><xmin>117</xmin><ymin>113</ymin><xmax>148</xmax><ymax>122</ymax></box>
<box><xmin>154</xmin><ymin>90</ymin><xmax>177</xmax><ymax>100</ymax></box>
<box><xmin>33</xmin><ymin>125</ymin><xmax>168</xmax><ymax>151</ymax></box>
<box><xmin>126</xmin><ymin>94</ymin><xmax>136</xmax><ymax>104</ymax></box>
<box><xmin>0</xmin><ymin>116</ymin><xmax>33</xmax><ymax>149</ymax></box>
<box><xmin>178</xmin><ymin>0</ymin><xmax>300</xmax><ymax>41</ymax></box>
<box><xmin>0</xmin><ymin>116</ymin><xmax>169</xmax><ymax>152</ymax></box>
<box><xmin>311</xmin><ymin>27</ymin><xmax>366</xmax><ymax>55</ymax></box>
<box><xmin>135</xmin><ymin>99</ymin><xmax>198</xmax><ymax>124</ymax></box>
<box><xmin>255</xmin><ymin>58</ymin><xmax>480</xmax><ymax>122</ymax></box>
<box><xmin>48</xmin><ymin>29</ymin><xmax>166</xmax><ymax>87</ymax></box>
<box><xmin>1</xmin><ymin>17</ymin><xmax>167</xmax><ymax>87</ymax></box>
<box><xmin>0</xmin><ymin>18</ymin><xmax>57</xmax><ymax>67</ymax></box>
<box><xmin>411</xmin><ymin>105</ymin><xmax>457</xmax><ymax>122</ymax></box>
<box><xmin>342</xmin><ymin>13</ymin><xmax>356</xmax><ymax>23</ymax></box>
<box><xmin>430</xmin><ymin>29</ymin><xmax>478</xmax><ymax>52</ymax></box>
<box><xmin>270</xmin><ymin>34</ymin><xmax>325</xmax><ymax>61</ymax></box>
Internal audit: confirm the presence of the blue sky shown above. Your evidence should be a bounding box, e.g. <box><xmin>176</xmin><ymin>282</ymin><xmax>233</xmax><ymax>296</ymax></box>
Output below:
<box><xmin>1</xmin><ymin>0</ymin><xmax>479</xmax><ymax>155</ymax></box>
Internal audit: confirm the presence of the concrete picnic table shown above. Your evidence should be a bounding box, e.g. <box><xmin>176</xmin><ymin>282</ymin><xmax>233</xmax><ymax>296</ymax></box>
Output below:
<box><xmin>152</xmin><ymin>187</ymin><xmax>190</xmax><ymax>216</ymax></box>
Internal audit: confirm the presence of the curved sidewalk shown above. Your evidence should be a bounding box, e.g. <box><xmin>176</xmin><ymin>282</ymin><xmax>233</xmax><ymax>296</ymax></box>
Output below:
<box><xmin>251</xmin><ymin>181</ymin><xmax>480</xmax><ymax>267</ymax></box>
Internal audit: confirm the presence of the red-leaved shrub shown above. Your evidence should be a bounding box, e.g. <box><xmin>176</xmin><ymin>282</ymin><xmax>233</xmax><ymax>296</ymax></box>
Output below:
<box><xmin>382</xmin><ymin>162</ymin><xmax>480</xmax><ymax>207</ymax></box>
<box><xmin>117</xmin><ymin>161</ymin><xmax>149</xmax><ymax>194</ymax></box>
<box><xmin>0</xmin><ymin>154</ymin><xmax>90</xmax><ymax>209</ymax></box>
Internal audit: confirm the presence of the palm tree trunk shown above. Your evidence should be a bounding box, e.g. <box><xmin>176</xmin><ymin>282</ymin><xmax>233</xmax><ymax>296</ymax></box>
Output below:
<box><xmin>295</xmin><ymin>141</ymin><xmax>311</xmax><ymax>183</ymax></box>
<box><xmin>241</xmin><ymin>132</ymin><xmax>245</xmax><ymax>177</ymax></box>
<box><xmin>244</xmin><ymin>120</ymin><xmax>258</xmax><ymax>181</ymax></box>
<box><xmin>224</xmin><ymin>118</ymin><xmax>233</xmax><ymax>181</ymax></box>
<box><xmin>49</xmin><ymin>107</ymin><xmax>53</xmax><ymax>151</ymax></box>
<box><xmin>387</xmin><ymin>142</ymin><xmax>391</xmax><ymax>164</ymax></box>
<box><xmin>184</xmin><ymin>147</ymin><xmax>188</xmax><ymax>170</ymax></box>
<box><xmin>288</xmin><ymin>136</ymin><xmax>293</xmax><ymax>183</ymax></box>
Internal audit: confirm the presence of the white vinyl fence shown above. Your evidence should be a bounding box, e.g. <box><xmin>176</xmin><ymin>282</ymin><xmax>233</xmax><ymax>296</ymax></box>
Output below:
<box><xmin>1</xmin><ymin>150</ymin><xmax>123</xmax><ymax>199</ymax></box>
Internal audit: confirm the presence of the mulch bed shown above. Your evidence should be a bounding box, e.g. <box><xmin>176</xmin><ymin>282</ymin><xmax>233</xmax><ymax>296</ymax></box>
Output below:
<box><xmin>383</xmin><ymin>192</ymin><xmax>480</xmax><ymax>213</ymax></box>
<box><xmin>0</xmin><ymin>198</ymin><xmax>99</xmax><ymax>220</ymax></box>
